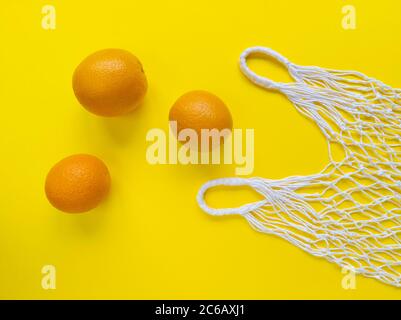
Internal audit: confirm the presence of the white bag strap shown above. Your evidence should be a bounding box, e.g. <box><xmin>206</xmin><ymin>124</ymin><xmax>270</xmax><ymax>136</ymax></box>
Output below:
<box><xmin>239</xmin><ymin>46</ymin><xmax>300</xmax><ymax>91</ymax></box>
<box><xmin>196</xmin><ymin>178</ymin><xmax>267</xmax><ymax>216</ymax></box>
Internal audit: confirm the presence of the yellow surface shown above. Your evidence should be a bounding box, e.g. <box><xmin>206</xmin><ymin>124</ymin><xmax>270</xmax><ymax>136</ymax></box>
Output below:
<box><xmin>1</xmin><ymin>0</ymin><xmax>401</xmax><ymax>299</ymax></box>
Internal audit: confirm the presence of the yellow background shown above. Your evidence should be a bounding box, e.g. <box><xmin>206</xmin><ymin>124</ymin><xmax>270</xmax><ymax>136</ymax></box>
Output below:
<box><xmin>1</xmin><ymin>0</ymin><xmax>401</xmax><ymax>299</ymax></box>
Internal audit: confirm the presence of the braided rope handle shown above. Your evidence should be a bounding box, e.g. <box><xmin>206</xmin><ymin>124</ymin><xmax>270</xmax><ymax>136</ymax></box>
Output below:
<box><xmin>239</xmin><ymin>46</ymin><xmax>299</xmax><ymax>91</ymax></box>
<box><xmin>196</xmin><ymin>178</ymin><xmax>267</xmax><ymax>216</ymax></box>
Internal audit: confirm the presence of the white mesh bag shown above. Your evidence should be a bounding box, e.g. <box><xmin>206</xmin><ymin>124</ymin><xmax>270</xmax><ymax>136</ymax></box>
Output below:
<box><xmin>197</xmin><ymin>46</ymin><xmax>401</xmax><ymax>287</ymax></box>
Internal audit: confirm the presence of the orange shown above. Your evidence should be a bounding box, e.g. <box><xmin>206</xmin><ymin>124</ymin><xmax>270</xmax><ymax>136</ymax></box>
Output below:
<box><xmin>73</xmin><ymin>49</ymin><xmax>147</xmax><ymax>117</ymax></box>
<box><xmin>169</xmin><ymin>90</ymin><xmax>233</xmax><ymax>150</ymax></box>
<box><xmin>45</xmin><ymin>154</ymin><xmax>111</xmax><ymax>213</ymax></box>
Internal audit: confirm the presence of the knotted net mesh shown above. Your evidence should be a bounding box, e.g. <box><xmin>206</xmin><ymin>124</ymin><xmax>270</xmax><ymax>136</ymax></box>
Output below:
<box><xmin>197</xmin><ymin>47</ymin><xmax>401</xmax><ymax>287</ymax></box>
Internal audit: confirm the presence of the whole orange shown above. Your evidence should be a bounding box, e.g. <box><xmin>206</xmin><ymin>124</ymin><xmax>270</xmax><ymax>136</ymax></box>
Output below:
<box><xmin>169</xmin><ymin>90</ymin><xmax>233</xmax><ymax>150</ymax></box>
<box><xmin>45</xmin><ymin>154</ymin><xmax>111</xmax><ymax>213</ymax></box>
<box><xmin>73</xmin><ymin>49</ymin><xmax>147</xmax><ymax>117</ymax></box>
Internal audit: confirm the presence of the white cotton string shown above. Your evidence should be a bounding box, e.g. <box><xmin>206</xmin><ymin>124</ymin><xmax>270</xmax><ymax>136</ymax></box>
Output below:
<box><xmin>197</xmin><ymin>46</ymin><xmax>401</xmax><ymax>287</ymax></box>
<box><xmin>196</xmin><ymin>178</ymin><xmax>268</xmax><ymax>216</ymax></box>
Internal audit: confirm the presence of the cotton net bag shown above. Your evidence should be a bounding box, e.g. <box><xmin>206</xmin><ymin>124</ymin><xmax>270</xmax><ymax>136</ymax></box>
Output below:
<box><xmin>197</xmin><ymin>46</ymin><xmax>401</xmax><ymax>287</ymax></box>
